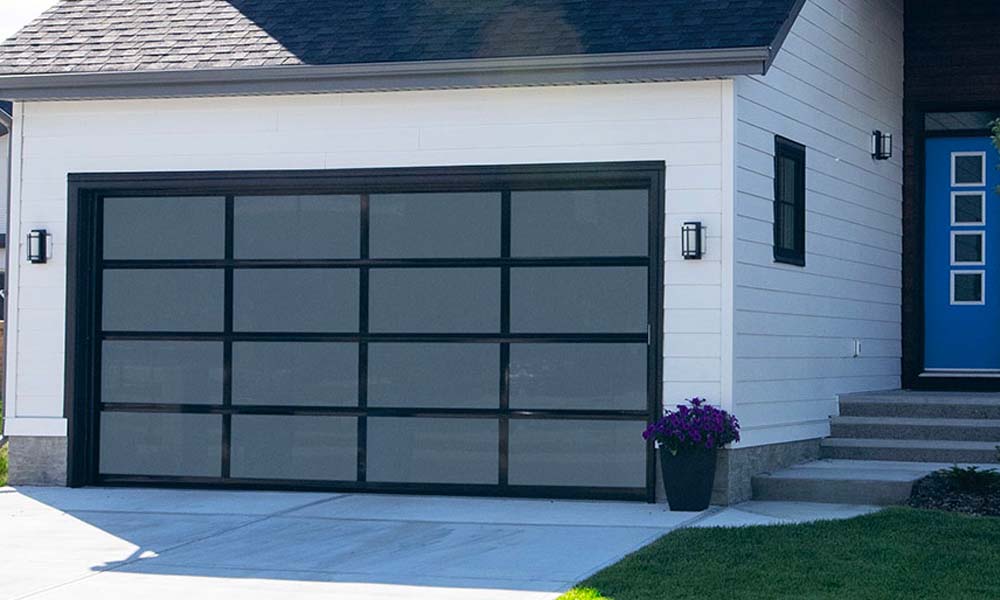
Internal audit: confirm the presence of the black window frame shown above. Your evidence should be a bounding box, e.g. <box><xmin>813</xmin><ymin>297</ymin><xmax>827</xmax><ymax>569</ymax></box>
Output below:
<box><xmin>65</xmin><ymin>162</ymin><xmax>666</xmax><ymax>503</ymax></box>
<box><xmin>773</xmin><ymin>136</ymin><xmax>807</xmax><ymax>267</ymax></box>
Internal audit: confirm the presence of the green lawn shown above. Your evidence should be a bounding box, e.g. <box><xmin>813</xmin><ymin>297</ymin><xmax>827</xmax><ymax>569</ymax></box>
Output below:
<box><xmin>0</xmin><ymin>442</ymin><xmax>7</xmax><ymax>487</ymax></box>
<box><xmin>559</xmin><ymin>508</ymin><xmax>1000</xmax><ymax>600</ymax></box>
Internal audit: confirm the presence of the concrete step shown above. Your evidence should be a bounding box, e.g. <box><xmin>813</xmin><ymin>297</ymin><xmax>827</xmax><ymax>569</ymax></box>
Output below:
<box><xmin>752</xmin><ymin>459</ymin><xmax>997</xmax><ymax>506</ymax></box>
<box><xmin>830</xmin><ymin>416</ymin><xmax>1000</xmax><ymax>442</ymax></box>
<box><xmin>839</xmin><ymin>391</ymin><xmax>1000</xmax><ymax>419</ymax></box>
<box><xmin>820</xmin><ymin>437</ymin><xmax>1000</xmax><ymax>463</ymax></box>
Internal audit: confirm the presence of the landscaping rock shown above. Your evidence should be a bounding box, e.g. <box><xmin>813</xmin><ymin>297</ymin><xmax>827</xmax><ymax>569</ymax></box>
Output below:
<box><xmin>908</xmin><ymin>470</ymin><xmax>1000</xmax><ymax>517</ymax></box>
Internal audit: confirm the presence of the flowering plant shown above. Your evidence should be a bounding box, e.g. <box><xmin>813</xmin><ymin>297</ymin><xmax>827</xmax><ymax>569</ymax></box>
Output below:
<box><xmin>642</xmin><ymin>398</ymin><xmax>740</xmax><ymax>455</ymax></box>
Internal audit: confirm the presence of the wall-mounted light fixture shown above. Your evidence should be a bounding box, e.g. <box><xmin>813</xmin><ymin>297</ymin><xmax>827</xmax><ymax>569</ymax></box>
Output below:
<box><xmin>871</xmin><ymin>130</ymin><xmax>892</xmax><ymax>161</ymax></box>
<box><xmin>681</xmin><ymin>221</ymin><xmax>703</xmax><ymax>260</ymax></box>
<box><xmin>27</xmin><ymin>229</ymin><xmax>48</xmax><ymax>264</ymax></box>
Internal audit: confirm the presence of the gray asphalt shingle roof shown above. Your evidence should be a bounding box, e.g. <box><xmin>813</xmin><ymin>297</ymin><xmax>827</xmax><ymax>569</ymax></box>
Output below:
<box><xmin>0</xmin><ymin>0</ymin><xmax>801</xmax><ymax>76</ymax></box>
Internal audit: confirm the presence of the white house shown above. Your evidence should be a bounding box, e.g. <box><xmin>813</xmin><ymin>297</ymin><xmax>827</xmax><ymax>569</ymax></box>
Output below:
<box><xmin>0</xmin><ymin>0</ymin><xmax>994</xmax><ymax>505</ymax></box>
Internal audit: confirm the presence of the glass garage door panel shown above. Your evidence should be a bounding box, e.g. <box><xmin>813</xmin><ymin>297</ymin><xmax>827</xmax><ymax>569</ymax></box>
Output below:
<box><xmin>370</xmin><ymin>192</ymin><xmax>501</xmax><ymax>258</ymax></box>
<box><xmin>234</xmin><ymin>195</ymin><xmax>360</xmax><ymax>259</ymax></box>
<box><xmin>230</xmin><ymin>415</ymin><xmax>357</xmax><ymax>481</ymax></box>
<box><xmin>103</xmin><ymin>269</ymin><xmax>224</xmax><ymax>332</ymax></box>
<box><xmin>367</xmin><ymin>417</ymin><xmax>499</xmax><ymax>484</ymax></box>
<box><xmin>509</xmin><ymin>344</ymin><xmax>647</xmax><ymax>411</ymax></box>
<box><xmin>510</xmin><ymin>267</ymin><xmax>647</xmax><ymax>333</ymax></box>
<box><xmin>94</xmin><ymin>172</ymin><xmax>655</xmax><ymax>500</ymax></box>
<box><xmin>369</xmin><ymin>268</ymin><xmax>500</xmax><ymax>333</ymax></box>
<box><xmin>511</xmin><ymin>189</ymin><xmax>648</xmax><ymax>257</ymax></box>
<box><xmin>102</xmin><ymin>341</ymin><xmax>223</xmax><ymax>405</ymax></box>
<box><xmin>232</xmin><ymin>342</ymin><xmax>358</xmax><ymax>407</ymax></box>
<box><xmin>368</xmin><ymin>344</ymin><xmax>499</xmax><ymax>408</ymax></box>
<box><xmin>234</xmin><ymin>269</ymin><xmax>359</xmax><ymax>333</ymax></box>
<box><xmin>508</xmin><ymin>420</ymin><xmax>647</xmax><ymax>488</ymax></box>
<box><xmin>100</xmin><ymin>412</ymin><xmax>222</xmax><ymax>477</ymax></box>
<box><xmin>104</xmin><ymin>196</ymin><xmax>225</xmax><ymax>260</ymax></box>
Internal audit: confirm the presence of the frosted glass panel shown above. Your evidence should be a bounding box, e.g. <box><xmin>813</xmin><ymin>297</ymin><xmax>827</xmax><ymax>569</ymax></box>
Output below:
<box><xmin>368</xmin><ymin>344</ymin><xmax>498</xmax><ymax>408</ymax></box>
<box><xmin>511</xmin><ymin>189</ymin><xmax>647</xmax><ymax>257</ymax></box>
<box><xmin>232</xmin><ymin>342</ymin><xmax>358</xmax><ymax>407</ymax></box>
<box><xmin>102</xmin><ymin>341</ymin><xmax>223</xmax><ymax>405</ymax></box>
<box><xmin>509</xmin><ymin>344</ymin><xmax>646</xmax><ymax>410</ymax></box>
<box><xmin>235</xmin><ymin>195</ymin><xmax>359</xmax><ymax>259</ymax></box>
<box><xmin>100</xmin><ymin>412</ymin><xmax>222</xmax><ymax>477</ymax></box>
<box><xmin>230</xmin><ymin>415</ymin><xmax>357</xmax><ymax>481</ymax></box>
<box><xmin>104</xmin><ymin>196</ymin><xmax>225</xmax><ymax>260</ymax></box>
<box><xmin>369</xmin><ymin>269</ymin><xmax>500</xmax><ymax>333</ymax></box>
<box><xmin>234</xmin><ymin>269</ymin><xmax>359</xmax><ymax>332</ymax></box>
<box><xmin>103</xmin><ymin>269</ymin><xmax>223</xmax><ymax>332</ymax></box>
<box><xmin>371</xmin><ymin>192</ymin><xmax>501</xmax><ymax>257</ymax></box>
<box><xmin>511</xmin><ymin>267</ymin><xmax>646</xmax><ymax>333</ymax></box>
<box><xmin>367</xmin><ymin>418</ymin><xmax>498</xmax><ymax>484</ymax></box>
<box><xmin>508</xmin><ymin>420</ymin><xmax>646</xmax><ymax>487</ymax></box>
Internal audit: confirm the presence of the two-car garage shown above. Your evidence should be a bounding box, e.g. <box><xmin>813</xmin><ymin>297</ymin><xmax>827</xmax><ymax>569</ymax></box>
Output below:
<box><xmin>67</xmin><ymin>163</ymin><xmax>664</xmax><ymax>501</ymax></box>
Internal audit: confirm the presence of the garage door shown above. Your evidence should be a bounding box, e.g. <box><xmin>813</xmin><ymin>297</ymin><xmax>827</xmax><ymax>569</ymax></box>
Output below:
<box><xmin>79</xmin><ymin>164</ymin><xmax>663</xmax><ymax>501</ymax></box>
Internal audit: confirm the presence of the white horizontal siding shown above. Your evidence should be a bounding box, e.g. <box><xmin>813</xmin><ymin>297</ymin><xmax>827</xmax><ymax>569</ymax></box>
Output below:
<box><xmin>3</xmin><ymin>81</ymin><xmax>729</xmax><ymax>436</ymax></box>
<box><xmin>732</xmin><ymin>0</ymin><xmax>904</xmax><ymax>447</ymax></box>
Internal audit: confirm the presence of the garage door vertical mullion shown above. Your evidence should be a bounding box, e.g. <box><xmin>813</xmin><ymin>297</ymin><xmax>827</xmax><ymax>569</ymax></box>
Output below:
<box><xmin>499</xmin><ymin>190</ymin><xmax>512</xmax><ymax>487</ymax></box>
<box><xmin>358</xmin><ymin>193</ymin><xmax>370</xmax><ymax>483</ymax></box>
<box><xmin>221</xmin><ymin>195</ymin><xmax>235</xmax><ymax>479</ymax></box>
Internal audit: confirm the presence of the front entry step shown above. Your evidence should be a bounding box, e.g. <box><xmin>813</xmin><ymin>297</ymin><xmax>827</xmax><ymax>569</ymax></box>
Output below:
<box><xmin>752</xmin><ymin>459</ymin><xmax>996</xmax><ymax>506</ymax></box>
<box><xmin>830</xmin><ymin>416</ymin><xmax>1000</xmax><ymax>442</ymax></box>
<box><xmin>820</xmin><ymin>437</ymin><xmax>999</xmax><ymax>464</ymax></box>
<box><xmin>839</xmin><ymin>392</ymin><xmax>1000</xmax><ymax>419</ymax></box>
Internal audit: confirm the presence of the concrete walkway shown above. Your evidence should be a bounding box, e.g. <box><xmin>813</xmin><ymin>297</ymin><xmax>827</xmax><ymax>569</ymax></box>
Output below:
<box><xmin>0</xmin><ymin>487</ymin><xmax>877</xmax><ymax>600</ymax></box>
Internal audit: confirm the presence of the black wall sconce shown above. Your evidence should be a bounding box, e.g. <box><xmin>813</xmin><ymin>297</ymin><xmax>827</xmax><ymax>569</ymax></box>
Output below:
<box><xmin>871</xmin><ymin>130</ymin><xmax>892</xmax><ymax>161</ymax></box>
<box><xmin>681</xmin><ymin>221</ymin><xmax>703</xmax><ymax>260</ymax></box>
<box><xmin>27</xmin><ymin>229</ymin><xmax>48</xmax><ymax>264</ymax></box>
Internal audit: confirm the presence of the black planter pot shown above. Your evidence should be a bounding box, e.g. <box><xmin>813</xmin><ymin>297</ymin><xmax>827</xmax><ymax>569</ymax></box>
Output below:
<box><xmin>659</xmin><ymin>446</ymin><xmax>718</xmax><ymax>511</ymax></box>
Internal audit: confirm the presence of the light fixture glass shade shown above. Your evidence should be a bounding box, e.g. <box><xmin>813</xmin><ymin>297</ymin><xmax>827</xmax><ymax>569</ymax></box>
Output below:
<box><xmin>28</xmin><ymin>229</ymin><xmax>48</xmax><ymax>264</ymax></box>
<box><xmin>681</xmin><ymin>221</ymin><xmax>703</xmax><ymax>260</ymax></box>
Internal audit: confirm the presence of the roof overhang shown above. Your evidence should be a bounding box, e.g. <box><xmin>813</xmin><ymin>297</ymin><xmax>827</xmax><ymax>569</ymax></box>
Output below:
<box><xmin>0</xmin><ymin>46</ymin><xmax>774</xmax><ymax>101</ymax></box>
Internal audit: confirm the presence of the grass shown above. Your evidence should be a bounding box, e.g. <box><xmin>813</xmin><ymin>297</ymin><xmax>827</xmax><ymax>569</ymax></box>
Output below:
<box><xmin>558</xmin><ymin>508</ymin><xmax>1000</xmax><ymax>600</ymax></box>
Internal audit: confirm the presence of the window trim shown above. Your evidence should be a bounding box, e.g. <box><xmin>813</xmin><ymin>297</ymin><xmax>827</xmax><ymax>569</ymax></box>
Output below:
<box><xmin>951</xmin><ymin>191</ymin><xmax>986</xmax><ymax>226</ymax></box>
<box><xmin>951</xmin><ymin>270</ymin><xmax>986</xmax><ymax>306</ymax></box>
<box><xmin>773</xmin><ymin>136</ymin><xmax>807</xmax><ymax>266</ymax></box>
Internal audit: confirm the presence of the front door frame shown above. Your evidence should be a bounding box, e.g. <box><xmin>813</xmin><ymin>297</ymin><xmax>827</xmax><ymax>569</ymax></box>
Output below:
<box><xmin>65</xmin><ymin>162</ymin><xmax>666</xmax><ymax>501</ymax></box>
<box><xmin>903</xmin><ymin>103</ymin><xmax>1000</xmax><ymax>390</ymax></box>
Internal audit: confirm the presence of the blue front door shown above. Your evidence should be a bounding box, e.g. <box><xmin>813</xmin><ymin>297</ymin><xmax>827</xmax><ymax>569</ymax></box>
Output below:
<box><xmin>925</xmin><ymin>137</ymin><xmax>1000</xmax><ymax>372</ymax></box>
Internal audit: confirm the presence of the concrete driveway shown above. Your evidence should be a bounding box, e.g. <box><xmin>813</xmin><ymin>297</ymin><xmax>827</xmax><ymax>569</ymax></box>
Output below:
<box><xmin>1</xmin><ymin>487</ymin><xmax>702</xmax><ymax>600</ymax></box>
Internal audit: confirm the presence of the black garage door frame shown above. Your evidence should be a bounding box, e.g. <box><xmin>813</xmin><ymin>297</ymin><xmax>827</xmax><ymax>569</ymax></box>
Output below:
<box><xmin>65</xmin><ymin>162</ymin><xmax>666</xmax><ymax>502</ymax></box>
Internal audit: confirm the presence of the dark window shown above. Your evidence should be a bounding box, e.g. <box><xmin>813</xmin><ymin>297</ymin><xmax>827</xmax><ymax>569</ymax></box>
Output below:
<box><xmin>774</xmin><ymin>136</ymin><xmax>807</xmax><ymax>266</ymax></box>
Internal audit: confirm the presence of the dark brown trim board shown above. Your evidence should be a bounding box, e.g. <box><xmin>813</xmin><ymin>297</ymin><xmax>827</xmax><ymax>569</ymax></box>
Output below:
<box><xmin>902</xmin><ymin>1</ymin><xmax>1000</xmax><ymax>390</ymax></box>
<box><xmin>65</xmin><ymin>162</ymin><xmax>667</xmax><ymax>501</ymax></box>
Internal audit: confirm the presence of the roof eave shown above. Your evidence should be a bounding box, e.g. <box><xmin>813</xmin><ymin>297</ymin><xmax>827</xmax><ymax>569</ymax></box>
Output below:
<box><xmin>0</xmin><ymin>46</ymin><xmax>772</xmax><ymax>101</ymax></box>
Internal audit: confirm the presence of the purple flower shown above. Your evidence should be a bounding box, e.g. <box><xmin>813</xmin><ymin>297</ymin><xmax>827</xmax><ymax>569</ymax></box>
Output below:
<box><xmin>642</xmin><ymin>397</ymin><xmax>740</xmax><ymax>454</ymax></box>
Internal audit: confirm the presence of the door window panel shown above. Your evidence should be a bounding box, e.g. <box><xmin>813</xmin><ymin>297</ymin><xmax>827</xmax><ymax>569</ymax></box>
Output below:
<box><xmin>952</xmin><ymin>232</ymin><xmax>984</xmax><ymax>264</ymax></box>
<box><xmin>953</xmin><ymin>193</ymin><xmax>985</xmax><ymax>225</ymax></box>
<box><xmin>234</xmin><ymin>269</ymin><xmax>359</xmax><ymax>332</ymax></box>
<box><xmin>370</xmin><ymin>192</ymin><xmax>501</xmax><ymax>258</ymax></box>
<box><xmin>100</xmin><ymin>412</ymin><xmax>222</xmax><ymax>477</ymax></box>
<box><xmin>508</xmin><ymin>420</ymin><xmax>646</xmax><ymax>488</ymax></box>
<box><xmin>511</xmin><ymin>267</ymin><xmax>647</xmax><ymax>333</ymax></box>
<box><xmin>102</xmin><ymin>341</ymin><xmax>223</xmax><ymax>405</ymax></box>
<box><xmin>953</xmin><ymin>153</ymin><xmax>986</xmax><ymax>186</ymax></box>
<box><xmin>368</xmin><ymin>344</ymin><xmax>498</xmax><ymax>408</ymax></box>
<box><xmin>366</xmin><ymin>418</ymin><xmax>498</xmax><ymax>484</ymax></box>
<box><xmin>103</xmin><ymin>269</ymin><xmax>224</xmax><ymax>332</ymax></box>
<box><xmin>104</xmin><ymin>196</ymin><xmax>225</xmax><ymax>260</ymax></box>
<box><xmin>230</xmin><ymin>415</ymin><xmax>357</xmax><ymax>481</ymax></box>
<box><xmin>369</xmin><ymin>268</ymin><xmax>500</xmax><ymax>333</ymax></box>
<box><xmin>511</xmin><ymin>190</ymin><xmax>648</xmax><ymax>257</ymax></box>
<box><xmin>952</xmin><ymin>271</ymin><xmax>985</xmax><ymax>304</ymax></box>
<box><xmin>509</xmin><ymin>344</ymin><xmax>646</xmax><ymax>411</ymax></box>
<box><xmin>232</xmin><ymin>342</ymin><xmax>358</xmax><ymax>407</ymax></box>
<box><xmin>235</xmin><ymin>195</ymin><xmax>360</xmax><ymax>259</ymax></box>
